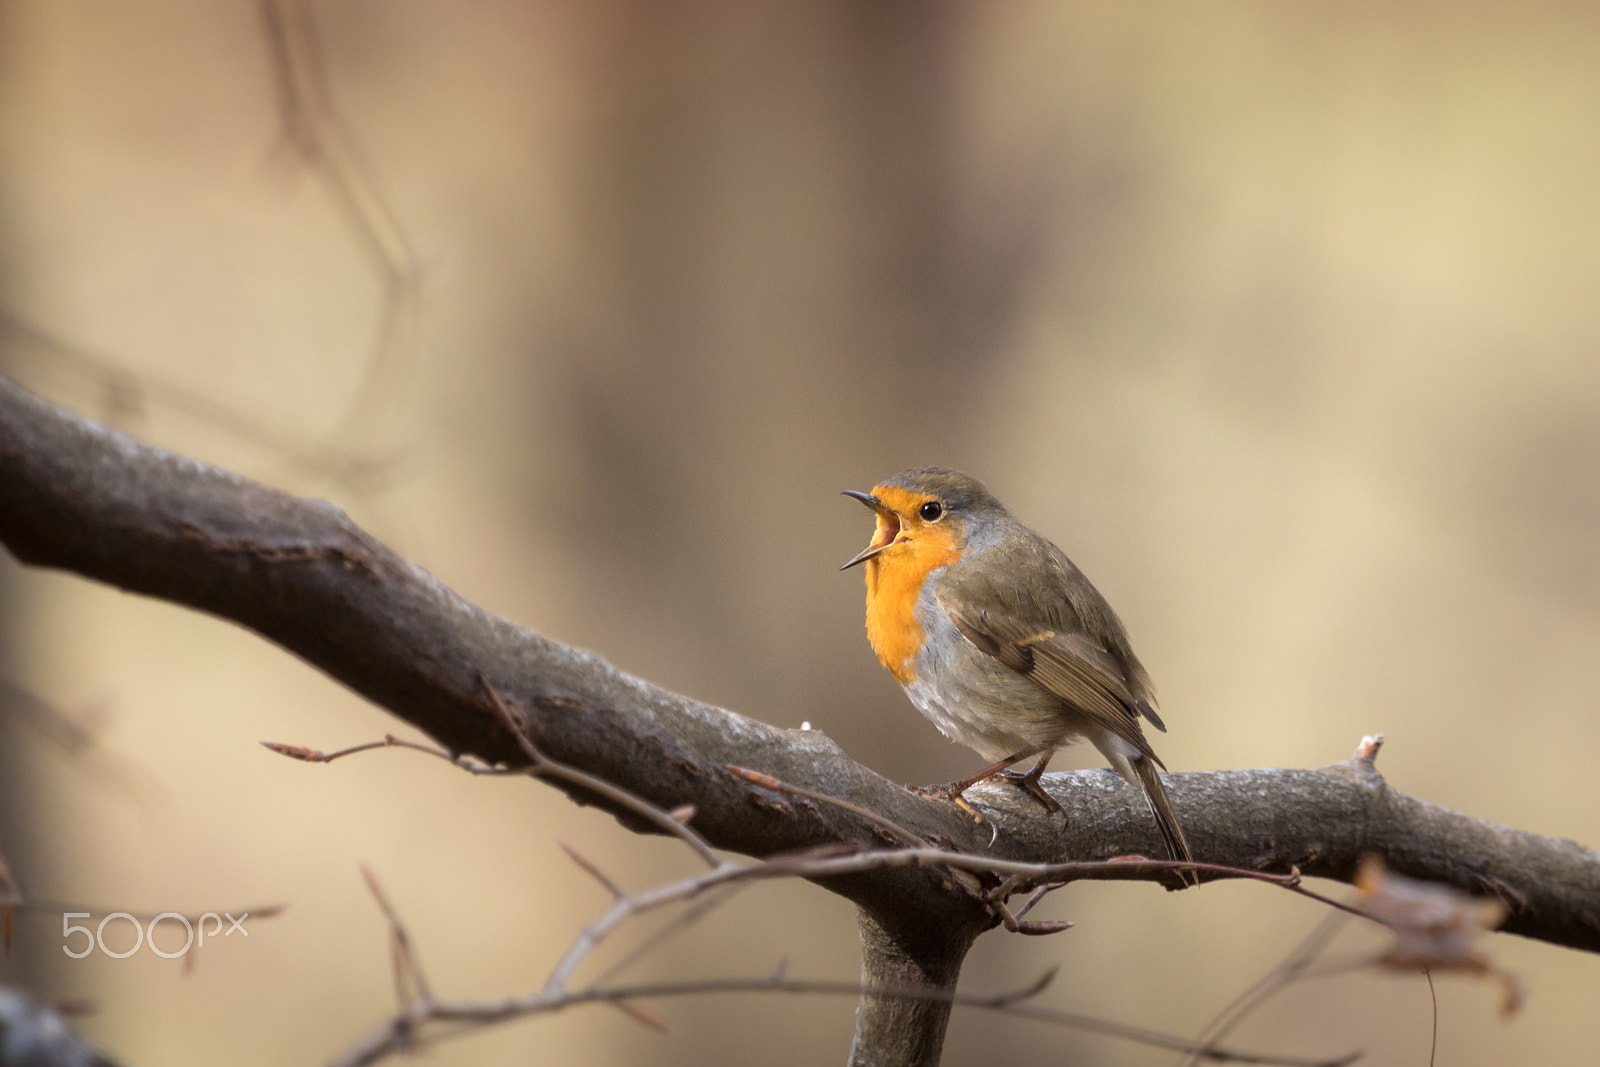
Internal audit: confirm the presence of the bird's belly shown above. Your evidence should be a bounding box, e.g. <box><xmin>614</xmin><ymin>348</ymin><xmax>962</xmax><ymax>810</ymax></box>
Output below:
<box><xmin>902</xmin><ymin>601</ymin><xmax>1070</xmax><ymax>761</ymax></box>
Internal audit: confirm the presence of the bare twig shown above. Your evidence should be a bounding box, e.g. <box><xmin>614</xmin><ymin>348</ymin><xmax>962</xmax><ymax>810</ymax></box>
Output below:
<box><xmin>726</xmin><ymin>764</ymin><xmax>928</xmax><ymax>847</ymax></box>
<box><xmin>0</xmin><ymin>870</ymin><xmax>282</xmax><ymax>965</ymax></box>
<box><xmin>1426</xmin><ymin>968</ymin><xmax>1438</xmax><ymax>1067</ymax></box>
<box><xmin>558</xmin><ymin>843</ymin><xmax>625</xmax><ymax>901</ymax></box>
<box><xmin>261</xmin><ymin>734</ymin><xmax>507</xmax><ymax>771</ymax></box>
<box><xmin>263</xmin><ymin>712</ymin><xmax>727</xmax><ymax>869</ymax></box>
<box><xmin>990</xmin><ymin>896</ymin><xmax>1074</xmax><ymax>936</ymax></box>
<box><xmin>589</xmin><ymin>884</ymin><xmax>743</xmax><ymax>986</ymax></box>
<box><xmin>328</xmin><ymin>969</ymin><xmax>1359</xmax><ymax>1067</ymax></box>
<box><xmin>0</xmin><ymin>677</ymin><xmax>165</xmax><ymax>808</ymax></box>
<box><xmin>0</xmin><ymin>0</ymin><xmax>422</xmax><ymax>504</ymax></box>
<box><xmin>481</xmin><ymin>677</ymin><xmax>724</xmax><ymax>869</ymax></box>
<box><xmin>1011</xmin><ymin>881</ymin><xmax>1068</xmax><ymax>922</ymax></box>
<box><xmin>359</xmin><ymin>866</ymin><xmax>433</xmax><ymax>1010</ymax></box>
<box><xmin>258</xmin><ymin>0</ymin><xmax>422</xmax><ymax>448</ymax></box>
<box><xmin>311</xmin><ymin>727</ymin><xmax>1369</xmax><ymax>1067</ymax></box>
<box><xmin>326</xmin><ymin>747</ymin><xmax>1372</xmax><ymax>1067</ymax></box>
<box><xmin>0</xmin><ymin>313</ymin><xmax>406</xmax><ymax>498</ymax></box>
<box><xmin>1181</xmin><ymin>911</ymin><xmax>1351</xmax><ymax>1067</ymax></box>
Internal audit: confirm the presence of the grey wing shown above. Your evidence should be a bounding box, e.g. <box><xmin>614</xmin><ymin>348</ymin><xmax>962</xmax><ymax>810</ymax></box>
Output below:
<box><xmin>938</xmin><ymin>594</ymin><xmax>1166</xmax><ymax>768</ymax></box>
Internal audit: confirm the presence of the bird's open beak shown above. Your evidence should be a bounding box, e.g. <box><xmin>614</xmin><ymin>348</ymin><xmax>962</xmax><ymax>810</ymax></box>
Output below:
<box><xmin>840</xmin><ymin>490</ymin><xmax>901</xmax><ymax>570</ymax></box>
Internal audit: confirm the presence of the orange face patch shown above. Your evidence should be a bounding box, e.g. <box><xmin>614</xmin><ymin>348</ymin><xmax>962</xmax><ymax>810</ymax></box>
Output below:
<box><xmin>859</xmin><ymin>486</ymin><xmax>964</xmax><ymax>684</ymax></box>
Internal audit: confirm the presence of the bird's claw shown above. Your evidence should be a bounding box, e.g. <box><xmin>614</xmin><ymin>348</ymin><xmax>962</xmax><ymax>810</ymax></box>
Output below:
<box><xmin>1000</xmin><ymin>768</ymin><xmax>1063</xmax><ymax>816</ymax></box>
<box><xmin>912</xmin><ymin>781</ymin><xmax>987</xmax><ymax>824</ymax></box>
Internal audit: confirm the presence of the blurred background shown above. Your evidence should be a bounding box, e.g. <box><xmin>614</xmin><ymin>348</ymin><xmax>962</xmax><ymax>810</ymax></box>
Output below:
<box><xmin>2</xmin><ymin>1</ymin><xmax>1598</xmax><ymax>1064</ymax></box>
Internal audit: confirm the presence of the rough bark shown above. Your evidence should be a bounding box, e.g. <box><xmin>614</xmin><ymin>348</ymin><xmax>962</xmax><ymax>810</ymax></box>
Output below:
<box><xmin>850</xmin><ymin>908</ymin><xmax>984</xmax><ymax>1067</ymax></box>
<box><xmin>3</xmin><ymin>374</ymin><xmax>1599</xmax><ymax>1061</ymax></box>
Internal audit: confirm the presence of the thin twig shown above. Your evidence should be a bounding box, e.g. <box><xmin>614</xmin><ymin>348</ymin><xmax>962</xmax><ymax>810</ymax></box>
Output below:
<box><xmin>0</xmin><ymin>676</ymin><xmax>166</xmax><ymax>809</ymax></box>
<box><xmin>0</xmin><ymin>313</ymin><xmax>405</xmax><ymax>495</ymax></box>
<box><xmin>311</xmin><ymin>724</ymin><xmax>1371</xmax><ymax>1067</ymax></box>
<box><xmin>261</xmin><ymin>683</ymin><xmax>1495</xmax><ymax>1064</ymax></box>
<box><xmin>297</xmin><ymin>715</ymin><xmax>1384</xmax><ymax>1067</ymax></box>
<box><xmin>1181</xmin><ymin>910</ymin><xmax>1351</xmax><ymax>1067</ymax></box>
<box><xmin>591</xmin><ymin>884</ymin><xmax>745</xmax><ymax>987</ymax></box>
<box><xmin>338</xmin><ymin>840</ymin><xmax>1370</xmax><ymax>1065</ymax></box>
<box><xmin>990</xmin><ymin>896</ymin><xmax>1074</xmax><ymax>936</ymax></box>
<box><xmin>329</xmin><ymin>970</ymin><xmax>1358</xmax><ymax>1067</ymax></box>
<box><xmin>258</xmin><ymin>0</ymin><xmax>422</xmax><ymax>448</ymax></box>
<box><xmin>558</xmin><ymin>843</ymin><xmax>625</xmax><ymax>901</ymax></box>
<box><xmin>262</xmin><ymin>724</ymin><xmax>1373</xmax><ymax>923</ymax></box>
<box><xmin>262</xmin><ymin>734</ymin><xmax>510</xmax><ymax>772</ymax></box>
<box><xmin>359</xmin><ymin>866</ymin><xmax>433</xmax><ymax>1009</ymax></box>
<box><xmin>1012</xmin><ymin>881</ymin><xmax>1068</xmax><ymax>922</ymax></box>
<box><xmin>263</xmin><ymin>688</ymin><xmax>727</xmax><ymax>870</ymax></box>
<box><xmin>1426</xmin><ymin>968</ymin><xmax>1437</xmax><ymax>1067</ymax></box>
<box><xmin>479</xmin><ymin>676</ymin><xmax>722</xmax><ymax>867</ymax></box>
<box><xmin>725</xmin><ymin>765</ymin><xmax>928</xmax><ymax>847</ymax></box>
<box><xmin>0</xmin><ymin>899</ymin><xmax>285</xmax><ymax>926</ymax></box>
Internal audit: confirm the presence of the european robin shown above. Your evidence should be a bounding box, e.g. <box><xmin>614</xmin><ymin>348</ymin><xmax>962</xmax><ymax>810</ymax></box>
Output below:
<box><xmin>842</xmin><ymin>466</ymin><xmax>1193</xmax><ymax>874</ymax></box>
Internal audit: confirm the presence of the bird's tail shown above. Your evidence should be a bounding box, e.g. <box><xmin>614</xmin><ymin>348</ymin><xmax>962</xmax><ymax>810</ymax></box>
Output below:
<box><xmin>1130</xmin><ymin>754</ymin><xmax>1197</xmax><ymax>886</ymax></box>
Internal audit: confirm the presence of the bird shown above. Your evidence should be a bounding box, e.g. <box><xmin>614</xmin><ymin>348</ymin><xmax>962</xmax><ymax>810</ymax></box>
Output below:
<box><xmin>841</xmin><ymin>466</ymin><xmax>1194</xmax><ymax>876</ymax></box>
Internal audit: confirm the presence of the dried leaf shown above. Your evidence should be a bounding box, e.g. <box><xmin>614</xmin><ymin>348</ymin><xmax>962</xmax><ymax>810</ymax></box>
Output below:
<box><xmin>1355</xmin><ymin>855</ymin><xmax>1522</xmax><ymax>1014</ymax></box>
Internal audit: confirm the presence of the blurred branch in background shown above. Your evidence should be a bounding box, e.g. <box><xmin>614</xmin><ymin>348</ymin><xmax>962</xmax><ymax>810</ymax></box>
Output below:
<box><xmin>0</xmin><ymin>313</ymin><xmax>400</xmax><ymax>498</ymax></box>
<box><xmin>0</xmin><ymin>678</ymin><xmax>164</xmax><ymax>812</ymax></box>
<box><xmin>0</xmin><ymin>987</ymin><xmax>121</xmax><ymax>1067</ymax></box>
<box><xmin>0</xmin><ymin>0</ymin><xmax>421</xmax><ymax>502</ymax></box>
<box><xmin>1</xmin><ymin>374</ymin><xmax>1595</xmax><ymax>1066</ymax></box>
<box><xmin>257</xmin><ymin>0</ymin><xmax>422</xmax><ymax>451</ymax></box>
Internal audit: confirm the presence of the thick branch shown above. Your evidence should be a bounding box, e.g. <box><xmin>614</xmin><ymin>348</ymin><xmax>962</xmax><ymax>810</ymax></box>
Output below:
<box><xmin>851</xmin><ymin>907</ymin><xmax>982</xmax><ymax>1067</ymax></box>
<box><xmin>2</xmin><ymin>374</ymin><xmax>1598</xmax><ymax>956</ymax></box>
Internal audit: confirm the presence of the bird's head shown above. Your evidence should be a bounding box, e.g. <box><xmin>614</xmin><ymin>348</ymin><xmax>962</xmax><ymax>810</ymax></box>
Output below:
<box><xmin>839</xmin><ymin>467</ymin><xmax>1002</xmax><ymax>572</ymax></box>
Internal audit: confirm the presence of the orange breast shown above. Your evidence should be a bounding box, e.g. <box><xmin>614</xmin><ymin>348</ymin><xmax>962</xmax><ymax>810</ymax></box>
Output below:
<box><xmin>864</xmin><ymin>520</ymin><xmax>963</xmax><ymax>685</ymax></box>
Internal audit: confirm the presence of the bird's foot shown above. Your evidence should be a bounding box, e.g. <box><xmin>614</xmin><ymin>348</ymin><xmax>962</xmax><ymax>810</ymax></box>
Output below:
<box><xmin>1000</xmin><ymin>767</ymin><xmax>1063</xmax><ymax>816</ymax></box>
<box><xmin>912</xmin><ymin>781</ymin><xmax>986</xmax><ymax>823</ymax></box>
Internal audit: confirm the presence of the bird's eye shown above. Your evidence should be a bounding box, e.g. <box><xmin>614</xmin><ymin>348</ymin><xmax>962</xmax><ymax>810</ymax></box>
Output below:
<box><xmin>918</xmin><ymin>501</ymin><xmax>943</xmax><ymax>521</ymax></box>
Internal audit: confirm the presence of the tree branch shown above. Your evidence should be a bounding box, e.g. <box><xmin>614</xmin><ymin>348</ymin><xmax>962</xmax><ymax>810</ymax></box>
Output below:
<box><xmin>851</xmin><ymin>906</ymin><xmax>981</xmax><ymax>1067</ymax></box>
<box><xmin>2</xmin><ymin>372</ymin><xmax>1598</xmax><ymax>1063</ymax></box>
